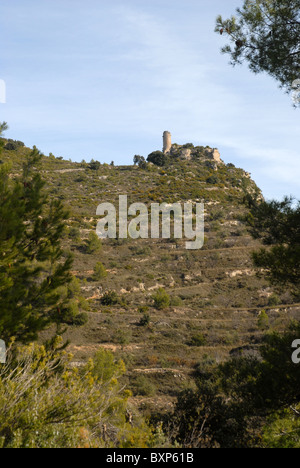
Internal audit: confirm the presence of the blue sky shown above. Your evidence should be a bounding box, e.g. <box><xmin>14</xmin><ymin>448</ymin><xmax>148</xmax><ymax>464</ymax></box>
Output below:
<box><xmin>1</xmin><ymin>0</ymin><xmax>299</xmax><ymax>200</ymax></box>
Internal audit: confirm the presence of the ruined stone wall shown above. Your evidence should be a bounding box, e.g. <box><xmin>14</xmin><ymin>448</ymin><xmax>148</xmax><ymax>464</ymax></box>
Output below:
<box><xmin>161</xmin><ymin>132</ymin><xmax>223</xmax><ymax>165</ymax></box>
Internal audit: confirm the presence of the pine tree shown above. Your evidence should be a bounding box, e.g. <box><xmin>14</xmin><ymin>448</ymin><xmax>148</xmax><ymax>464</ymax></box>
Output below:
<box><xmin>246</xmin><ymin>196</ymin><xmax>300</xmax><ymax>297</ymax></box>
<box><xmin>0</xmin><ymin>123</ymin><xmax>82</xmax><ymax>343</ymax></box>
<box><xmin>92</xmin><ymin>262</ymin><xmax>107</xmax><ymax>280</ymax></box>
<box><xmin>215</xmin><ymin>0</ymin><xmax>300</xmax><ymax>96</ymax></box>
<box><xmin>85</xmin><ymin>231</ymin><xmax>102</xmax><ymax>254</ymax></box>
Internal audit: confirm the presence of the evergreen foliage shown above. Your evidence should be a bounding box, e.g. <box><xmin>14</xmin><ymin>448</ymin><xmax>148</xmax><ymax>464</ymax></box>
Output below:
<box><xmin>92</xmin><ymin>262</ymin><xmax>107</xmax><ymax>280</ymax></box>
<box><xmin>215</xmin><ymin>0</ymin><xmax>300</xmax><ymax>95</ymax></box>
<box><xmin>152</xmin><ymin>288</ymin><xmax>170</xmax><ymax>310</ymax></box>
<box><xmin>165</xmin><ymin>322</ymin><xmax>300</xmax><ymax>448</ymax></box>
<box><xmin>147</xmin><ymin>151</ymin><xmax>166</xmax><ymax>167</ymax></box>
<box><xmin>247</xmin><ymin>197</ymin><xmax>300</xmax><ymax>296</ymax></box>
<box><xmin>0</xmin><ymin>340</ymin><xmax>151</xmax><ymax>448</ymax></box>
<box><xmin>85</xmin><ymin>231</ymin><xmax>102</xmax><ymax>254</ymax></box>
<box><xmin>0</xmin><ymin>123</ymin><xmax>83</xmax><ymax>343</ymax></box>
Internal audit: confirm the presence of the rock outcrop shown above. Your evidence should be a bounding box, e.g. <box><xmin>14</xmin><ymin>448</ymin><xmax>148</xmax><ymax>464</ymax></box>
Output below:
<box><xmin>205</xmin><ymin>148</ymin><xmax>221</xmax><ymax>162</ymax></box>
<box><xmin>162</xmin><ymin>131</ymin><xmax>224</xmax><ymax>166</ymax></box>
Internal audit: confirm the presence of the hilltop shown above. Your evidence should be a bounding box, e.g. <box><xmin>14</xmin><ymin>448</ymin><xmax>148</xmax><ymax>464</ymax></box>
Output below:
<box><xmin>1</xmin><ymin>135</ymin><xmax>299</xmax><ymax>414</ymax></box>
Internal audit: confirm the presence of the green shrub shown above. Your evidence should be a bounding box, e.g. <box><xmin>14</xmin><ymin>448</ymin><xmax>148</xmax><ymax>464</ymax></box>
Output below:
<box><xmin>170</xmin><ymin>296</ymin><xmax>183</xmax><ymax>307</ymax></box>
<box><xmin>133</xmin><ymin>155</ymin><xmax>147</xmax><ymax>169</ymax></box>
<box><xmin>114</xmin><ymin>329</ymin><xmax>131</xmax><ymax>346</ymax></box>
<box><xmin>268</xmin><ymin>294</ymin><xmax>280</xmax><ymax>307</ymax></box>
<box><xmin>206</xmin><ymin>175</ymin><xmax>219</xmax><ymax>185</ymax></box>
<box><xmin>68</xmin><ymin>226</ymin><xmax>81</xmax><ymax>241</ymax></box>
<box><xmin>63</xmin><ymin>300</ymin><xmax>88</xmax><ymax>326</ymax></box>
<box><xmin>258</xmin><ymin>310</ymin><xmax>269</xmax><ymax>330</ymax></box>
<box><xmin>5</xmin><ymin>142</ymin><xmax>18</xmax><ymax>151</ymax></box>
<box><xmin>188</xmin><ymin>333</ymin><xmax>207</xmax><ymax>347</ymax></box>
<box><xmin>88</xmin><ymin>160</ymin><xmax>101</xmax><ymax>170</ymax></box>
<box><xmin>0</xmin><ymin>341</ymin><xmax>138</xmax><ymax>448</ymax></box>
<box><xmin>130</xmin><ymin>246</ymin><xmax>151</xmax><ymax>256</ymax></box>
<box><xmin>133</xmin><ymin>155</ymin><xmax>143</xmax><ymax>165</ymax></box>
<box><xmin>147</xmin><ymin>151</ymin><xmax>166</xmax><ymax>167</ymax></box>
<box><xmin>68</xmin><ymin>276</ymin><xmax>81</xmax><ymax>297</ymax></box>
<box><xmin>93</xmin><ymin>262</ymin><xmax>107</xmax><ymax>280</ymax></box>
<box><xmin>132</xmin><ymin>375</ymin><xmax>157</xmax><ymax>397</ymax></box>
<box><xmin>210</xmin><ymin>209</ymin><xmax>224</xmax><ymax>221</ymax></box>
<box><xmin>71</xmin><ymin>312</ymin><xmax>89</xmax><ymax>326</ymax></box>
<box><xmin>152</xmin><ymin>288</ymin><xmax>170</xmax><ymax>310</ymax></box>
<box><xmin>101</xmin><ymin>291</ymin><xmax>119</xmax><ymax>306</ymax></box>
<box><xmin>85</xmin><ymin>231</ymin><xmax>102</xmax><ymax>254</ymax></box>
<box><xmin>4</xmin><ymin>139</ymin><xmax>24</xmax><ymax>151</ymax></box>
<box><xmin>139</xmin><ymin>313</ymin><xmax>151</xmax><ymax>327</ymax></box>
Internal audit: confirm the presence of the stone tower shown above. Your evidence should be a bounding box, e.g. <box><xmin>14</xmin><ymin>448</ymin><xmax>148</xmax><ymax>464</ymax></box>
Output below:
<box><xmin>163</xmin><ymin>131</ymin><xmax>172</xmax><ymax>154</ymax></box>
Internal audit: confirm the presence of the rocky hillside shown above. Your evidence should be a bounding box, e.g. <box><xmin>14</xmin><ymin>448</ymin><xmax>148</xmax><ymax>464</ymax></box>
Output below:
<box><xmin>1</xmin><ymin>137</ymin><xmax>299</xmax><ymax>413</ymax></box>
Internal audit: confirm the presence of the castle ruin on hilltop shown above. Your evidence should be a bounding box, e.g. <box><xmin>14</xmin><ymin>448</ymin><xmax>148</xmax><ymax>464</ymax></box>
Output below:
<box><xmin>162</xmin><ymin>131</ymin><xmax>222</xmax><ymax>166</ymax></box>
